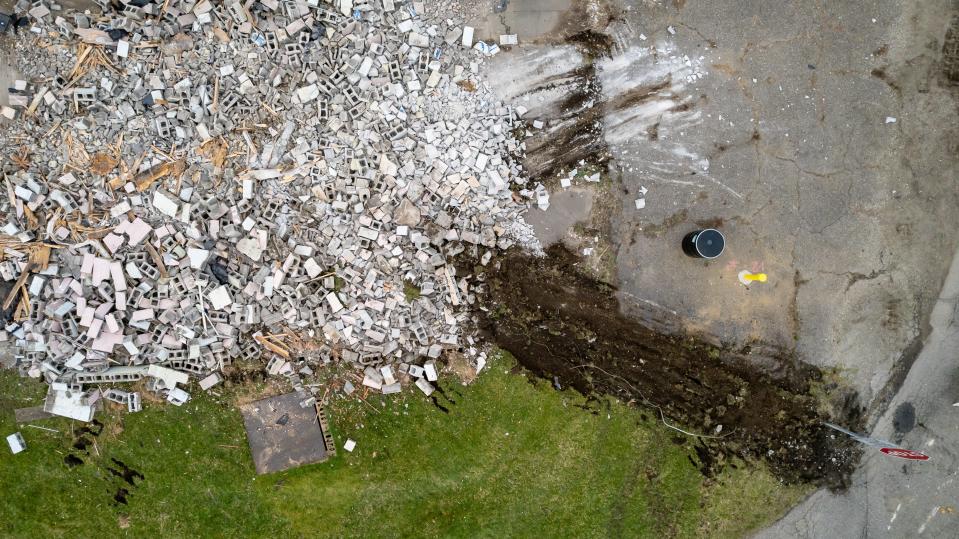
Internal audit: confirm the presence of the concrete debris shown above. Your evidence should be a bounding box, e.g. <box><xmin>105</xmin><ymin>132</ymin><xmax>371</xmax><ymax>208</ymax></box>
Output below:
<box><xmin>7</xmin><ymin>432</ymin><xmax>26</xmax><ymax>454</ymax></box>
<box><xmin>104</xmin><ymin>388</ymin><xmax>143</xmax><ymax>412</ymax></box>
<box><xmin>1</xmin><ymin>0</ymin><xmax>538</xmax><ymax>419</ymax></box>
<box><xmin>43</xmin><ymin>385</ymin><xmax>97</xmax><ymax>422</ymax></box>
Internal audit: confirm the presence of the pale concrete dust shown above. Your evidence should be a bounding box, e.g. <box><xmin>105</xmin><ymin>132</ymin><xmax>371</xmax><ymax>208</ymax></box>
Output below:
<box><xmin>525</xmin><ymin>187</ymin><xmax>593</xmax><ymax>247</ymax></box>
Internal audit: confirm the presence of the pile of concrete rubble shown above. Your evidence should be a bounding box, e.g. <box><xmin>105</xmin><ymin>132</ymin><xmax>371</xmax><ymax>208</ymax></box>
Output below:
<box><xmin>0</xmin><ymin>0</ymin><xmax>542</xmax><ymax>420</ymax></box>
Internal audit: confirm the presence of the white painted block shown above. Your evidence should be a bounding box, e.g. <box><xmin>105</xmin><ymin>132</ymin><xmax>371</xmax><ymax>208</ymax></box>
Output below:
<box><xmin>208</xmin><ymin>285</ymin><xmax>232</xmax><ymax>310</ymax></box>
<box><xmin>152</xmin><ymin>191</ymin><xmax>179</xmax><ymax>217</ymax></box>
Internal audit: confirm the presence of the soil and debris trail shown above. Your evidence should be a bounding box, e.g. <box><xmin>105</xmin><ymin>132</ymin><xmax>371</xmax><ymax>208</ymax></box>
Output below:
<box><xmin>475</xmin><ymin>245</ymin><xmax>862</xmax><ymax>488</ymax></box>
<box><xmin>519</xmin><ymin>29</ymin><xmax>614</xmax><ymax>181</ymax></box>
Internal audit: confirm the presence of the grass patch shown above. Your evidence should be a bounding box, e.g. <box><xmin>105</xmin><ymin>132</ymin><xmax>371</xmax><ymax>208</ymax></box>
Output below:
<box><xmin>0</xmin><ymin>373</ymin><xmax>279</xmax><ymax>538</ymax></box>
<box><xmin>0</xmin><ymin>353</ymin><xmax>805</xmax><ymax>538</ymax></box>
<box><xmin>699</xmin><ymin>462</ymin><xmax>812</xmax><ymax>537</ymax></box>
<box><xmin>403</xmin><ymin>280</ymin><xmax>421</xmax><ymax>302</ymax></box>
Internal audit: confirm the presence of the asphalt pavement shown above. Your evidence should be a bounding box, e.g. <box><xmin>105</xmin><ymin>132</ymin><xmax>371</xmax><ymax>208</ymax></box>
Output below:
<box><xmin>483</xmin><ymin>0</ymin><xmax>959</xmax><ymax>535</ymax></box>
<box><xmin>757</xmin><ymin>241</ymin><xmax>959</xmax><ymax>537</ymax></box>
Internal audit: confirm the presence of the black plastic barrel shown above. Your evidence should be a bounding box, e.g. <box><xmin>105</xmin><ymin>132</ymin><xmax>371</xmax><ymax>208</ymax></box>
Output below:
<box><xmin>682</xmin><ymin>229</ymin><xmax>725</xmax><ymax>259</ymax></box>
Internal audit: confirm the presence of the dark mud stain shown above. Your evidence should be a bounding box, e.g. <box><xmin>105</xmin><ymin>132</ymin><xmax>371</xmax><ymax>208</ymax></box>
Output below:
<box><xmin>565</xmin><ymin>29</ymin><xmax>614</xmax><ymax>59</ymax></box>
<box><xmin>70</xmin><ymin>419</ymin><xmax>104</xmax><ymax>452</ymax></box>
<box><xmin>690</xmin><ymin>440</ymin><xmax>716</xmax><ymax>476</ymax></box>
<box><xmin>107</xmin><ymin>458</ymin><xmax>145</xmax><ymax>486</ymax></box>
<box><xmin>845</xmin><ymin>268</ymin><xmax>889</xmax><ymax>292</ymax></box>
<box><xmin>113</xmin><ymin>488</ymin><xmax>130</xmax><ymax>505</ymax></box>
<box><xmin>642</xmin><ymin>209</ymin><xmax>689</xmax><ymax>238</ymax></box>
<box><xmin>711</xmin><ymin>130</ymin><xmax>761</xmax><ymax>158</ymax></box>
<box><xmin>610</xmin><ymin>79</ymin><xmax>672</xmax><ymax>110</ymax></box>
<box><xmin>883</xmin><ymin>298</ymin><xmax>902</xmax><ymax>330</ymax></box>
<box><xmin>222</xmin><ymin>364</ymin><xmax>269</xmax><ymax>386</ymax></box>
<box><xmin>943</xmin><ymin>14</ymin><xmax>959</xmax><ymax>84</ymax></box>
<box><xmin>80</xmin><ymin>419</ymin><xmax>105</xmax><ymax>436</ymax></box>
<box><xmin>472</xmin><ymin>245</ymin><xmax>863</xmax><ymax>488</ymax></box>
<box><xmin>694</xmin><ymin>217</ymin><xmax>725</xmax><ymax>229</ymax></box>
<box><xmin>520</xmin><ymin>27</ymin><xmax>623</xmax><ymax>183</ymax></box>
<box><xmin>73</xmin><ymin>436</ymin><xmax>92</xmax><ymax>451</ymax></box>
<box><xmin>871</xmin><ymin>67</ymin><xmax>903</xmax><ymax>95</ymax></box>
<box><xmin>521</xmin><ymin>34</ymin><xmax>610</xmax><ymax>182</ymax></box>
<box><xmin>892</xmin><ymin>402</ymin><xmax>916</xmax><ymax>437</ymax></box>
<box><xmin>548</xmin><ymin>0</ymin><xmax>616</xmax><ymax>45</ymax></box>
<box><xmin>522</xmin><ymin>23</ymin><xmax>698</xmax><ymax>185</ymax></box>
<box><xmin>647</xmin><ymin>122</ymin><xmax>660</xmax><ymax>141</ymax></box>
<box><xmin>64</xmin><ymin>454</ymin><xmax>84</xmax><ymax>468</ymax></box>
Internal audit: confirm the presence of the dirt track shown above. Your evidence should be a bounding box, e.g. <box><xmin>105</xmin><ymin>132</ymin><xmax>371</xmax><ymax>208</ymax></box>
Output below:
<box><xmin>473</xmin><ymin>245</ymin><xmax>863</xmax><ymax>488</ymax></box>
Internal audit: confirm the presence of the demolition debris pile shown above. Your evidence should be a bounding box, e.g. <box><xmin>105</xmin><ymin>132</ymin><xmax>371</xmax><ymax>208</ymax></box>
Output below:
<box><xmin>0</xmin><ymin>0</ymin><xmax>543</xmax><ymax>419</ymax></box>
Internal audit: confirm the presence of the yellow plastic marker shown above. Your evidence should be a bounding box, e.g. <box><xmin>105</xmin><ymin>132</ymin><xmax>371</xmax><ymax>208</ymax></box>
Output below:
<box><xmin>738</xmin><ymin>270</ymin><xmax>767</xmax><ymax>285</ymax></box>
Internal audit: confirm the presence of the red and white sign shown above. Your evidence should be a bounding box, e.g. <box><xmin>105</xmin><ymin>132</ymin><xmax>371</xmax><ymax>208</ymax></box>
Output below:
<box><xmin>879</xmin><ymin>447</ymin><xmax>930</xmax><ymax>461</ymax></box>
<box><xmin>824</xmin><ymin>422</ymin><xmax>931</xmax><ymax>461</ymax></box>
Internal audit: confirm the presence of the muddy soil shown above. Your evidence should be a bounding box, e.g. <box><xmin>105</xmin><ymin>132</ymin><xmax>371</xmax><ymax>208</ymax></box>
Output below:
<box><xmin>519</xmin><ymin>29</ymin><xmax>614</xmax><ymax>183</ymax></box>
<box><xmin>473</xmin><ymin>245</ymin><xmax>863</xmax><ymax>488</ymax></box>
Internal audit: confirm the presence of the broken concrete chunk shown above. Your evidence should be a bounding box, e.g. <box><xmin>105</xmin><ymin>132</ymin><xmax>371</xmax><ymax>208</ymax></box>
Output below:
<box><xmin>167</xmin><ymin>387</ymin><xmax>190</xmax><ymax>406</ymax></box>
<box><xmin>208</xmin><ymin>285</ymin><xmax>233</xmax><ymax>310</ymax></box>
<box><xmin>152</xmin><ymin>191</ymin><xmax>179</xmax><ymax>217</ymax></box>
<box><xmin>2</xmin><ymin>0</ymin><xmax>540</xmax><ymax>409</ymax></box>
<box><xmin>395</xmin><ymin>198</ymin><xmax>421</xmax><ymax>226</ymax></box>
<box><xmin>199</xmin><ymin>373</ymin><xmax>222</xmax><ymax>390</ymax></box>
<box><xmin>424</xmin><ymin>361</ymin><xmax>438</xmax><ymax>382</ymax></box>
<box><xmin>6</xmin><ymin>432</ymin><xmax>26</xmax><ymax>454</ymax></box>
<box><xmin>415</xmin><ymin>377</ymin><xmax>435</xmax><ymax>396</ymax></box>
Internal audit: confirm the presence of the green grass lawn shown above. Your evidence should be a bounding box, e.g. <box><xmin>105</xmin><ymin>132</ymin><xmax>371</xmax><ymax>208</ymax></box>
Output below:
<box><xmin>0</xmin><ymin>353</ymin><xmax>807</xmax><ymax>538</ymax></box>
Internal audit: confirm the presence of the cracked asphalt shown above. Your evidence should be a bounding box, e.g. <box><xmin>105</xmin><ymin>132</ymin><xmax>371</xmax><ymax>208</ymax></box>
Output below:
<box><xmin>757</xmin><ymin>244</ymin><xmax>959</xmax><ymax>537</ymax></box>
<box><xmin>607</xmin><ymin>0</ymin><xmax>959</xmax><ymax>412</ymax></box>
<box><xmin>602</xmin><ymin>2</ymin><xmax>959</xmax><ymax>534</ymax></box>
<box><xmin>484</xmin><ymin>0</ymin><xmax>959</xmax><ymax>535</ymax></box>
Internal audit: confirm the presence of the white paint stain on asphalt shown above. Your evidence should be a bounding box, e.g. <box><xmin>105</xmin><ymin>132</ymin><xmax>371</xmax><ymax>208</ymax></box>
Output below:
<box><xmin>917</xmin><ymin>505</ymin><xmax>939</xmax><ymax>534</ymax></box>
<box><xmin>887</xmin><ymin>502</ymin><xmax>901</xmax><ymax>530</ymax></box>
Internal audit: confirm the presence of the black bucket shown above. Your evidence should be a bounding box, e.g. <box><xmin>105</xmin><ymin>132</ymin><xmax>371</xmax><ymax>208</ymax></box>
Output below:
<box><xmin>682</xmin><ymin>229</ymin><xmax>725</xmax><ymax>259</ymax></box>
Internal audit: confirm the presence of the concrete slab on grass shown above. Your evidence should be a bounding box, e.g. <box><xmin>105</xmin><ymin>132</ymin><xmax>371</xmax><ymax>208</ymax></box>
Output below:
<box><xmin>240</xmin><ymin>392</ymin><xmax>329</xmax><ymax>475</ymax></box>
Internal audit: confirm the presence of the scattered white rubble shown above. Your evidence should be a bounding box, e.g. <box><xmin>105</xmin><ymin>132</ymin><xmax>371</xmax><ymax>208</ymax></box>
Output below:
<box><xmin>0</xmin><ymin>0</ymin><xmax>540</xmax><ymax>419</ymax></box>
